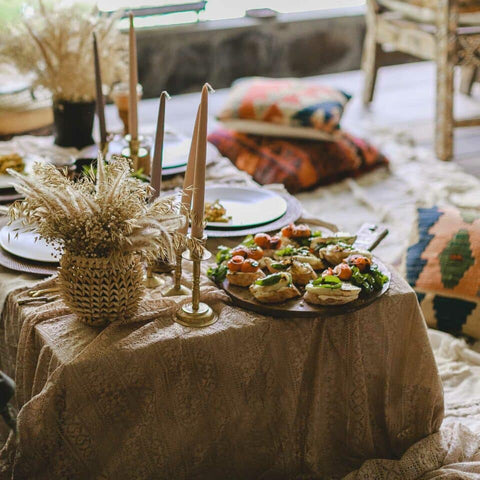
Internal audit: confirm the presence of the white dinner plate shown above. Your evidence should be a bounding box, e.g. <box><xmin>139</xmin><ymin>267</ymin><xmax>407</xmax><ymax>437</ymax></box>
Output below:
<box><xmin>0</xmin><ymin>153</ymin><xmax>75</xmax><ymax>190</ymax></box>
<box><xmin>151</xmin><ymin>134</ymin><xmax>190</xmax><ymax>170</ymax></box>
<box><xmin>204</xmin><ymin>186</ymin><xmax>288</xmax><ymax>229</ymax></box>
<box><xmin>0</xmin><ymin>157</ymin><xmax>35</xmax><ymax>190</ymax></box>
<box><xmin>0</xmin><ymin>221</ymin><xmax>60</xmax><ymax>263</ymax></box>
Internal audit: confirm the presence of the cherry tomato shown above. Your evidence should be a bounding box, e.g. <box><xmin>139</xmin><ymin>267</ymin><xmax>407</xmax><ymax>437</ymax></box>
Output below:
<box><xmin>333</xmin><ymin>263</ymin><xmax>352</xmax><ymax>280</ymax></box>
<box><xmin>347</xmin><ymin>255</ymin><xmax>371</xmax><ymax>273</ymax></box>
<box><xmin>247</xmin><ymin>246</ymin><xmax>264</xmax><ymax>260</ymax></box>
<box><xmin>293</xmin><ymin>224</ymin><xmax>311</xmax><ymax>238</ymax></box>
<box><xmin>321</xmin><ymin>267</ymin><xmax>334</xmax><ymax>277</ymax></box>
<box><xmin>241</xmin><ymin>258</ymin><xmax>259</xmax><ymax>273</ymax></box>
<box><xmin>269</xmin><ymin>235</ymin><xmax>281</xmax><ymax>250</ymax></box>
<box><xmin>231</xmin><ymin>246</ymin><xmax>249</xmax><ymax>258</ymax></box>
<box><xmin>281</xmin><ymin>224</ymin><xmax>295</xmax><ymax>238</ymax></box>
<box><xmin>254</xmin><ymin>233</ymin><xmax>271</xmax><ymax>249</ymax></box>
<box><xmin>227</xmin><ymin>255</ymin><xmax>244</xmax><ymax>272</ymax></box>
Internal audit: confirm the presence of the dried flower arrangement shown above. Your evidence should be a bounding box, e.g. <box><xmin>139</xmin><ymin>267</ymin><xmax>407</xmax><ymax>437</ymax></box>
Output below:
<box><xmin>8</xmin><ymin>155</ymin><xmax>197</xmax><ymax>326</ymax></box>
<box><xmin>8</xmin><ymin>155</ymin><xmax>188</xmax><ymax>261</ymax></box>
<box><xmin>0</xmin><ymin>1</ymin><xmax>126</xmax><ymax>102</ymax></box>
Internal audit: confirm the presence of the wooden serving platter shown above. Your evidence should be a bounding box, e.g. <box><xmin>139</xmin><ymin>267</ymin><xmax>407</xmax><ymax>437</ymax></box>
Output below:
<box><xmin>221</xmin><ymin>257</ymin><xmax>391</xmax><ymax>319</ymax></box>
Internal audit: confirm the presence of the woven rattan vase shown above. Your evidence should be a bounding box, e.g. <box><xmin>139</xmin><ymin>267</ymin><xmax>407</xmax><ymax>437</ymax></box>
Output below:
<box><xmin>58</xmin><ymin>252</ymin><xmax>144</xmax><ymax>327</ymax></box>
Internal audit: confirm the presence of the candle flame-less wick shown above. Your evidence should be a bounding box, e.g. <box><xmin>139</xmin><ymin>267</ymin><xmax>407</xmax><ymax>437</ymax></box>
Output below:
<box><xmin>204</xmin><ymin>83</ymin><xmax>215</xmax><ymax>94</ymax></box>
<box><xmin>161</xmin><ymin>91</ymin><xmax>171</xmax><ymax>100</ymax></box>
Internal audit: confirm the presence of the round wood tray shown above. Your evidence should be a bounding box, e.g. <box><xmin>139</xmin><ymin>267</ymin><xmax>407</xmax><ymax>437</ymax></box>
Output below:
<box><xmin>221</xmin><ymin>257</ymin><xmax>390</xmax><ymax>318</ymax></box>
<box><xmin>205</xmin><ymin>193</ymin><xmax>303</xmax><ymax>238</ymax></box>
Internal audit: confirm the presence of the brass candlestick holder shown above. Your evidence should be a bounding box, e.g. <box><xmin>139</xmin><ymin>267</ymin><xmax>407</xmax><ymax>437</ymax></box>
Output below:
<box><xmin>144</xmin><ymin>257</ymin><xmax>173</xmax><ymax>289</ymax></box>
<box><xmin>175</xmin><ymin>236</ymin><xmax>217</xmax><ymax>328</ymax></box>
<box><xmin>162</xmin><ymin>250</ymin><xmax>191</xmax><ymax>297</ymax></box>
<box><xmin>121</xmin><ymin>136</ymin><xmax>150</xmax><ymax>174</ymax></box>
<box><xmin>144</xmin><ymin>263</ymin><xmax>165</xmax><ymax>289</ymax></box>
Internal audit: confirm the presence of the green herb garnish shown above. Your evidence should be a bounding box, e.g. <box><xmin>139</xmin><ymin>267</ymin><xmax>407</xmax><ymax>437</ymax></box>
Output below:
<box><xmin>241</xmin><ymin>234</ymin><xmax>256</xmax><ymax>248</ymax></box>
<box><xmin>312</xmin><ymin>275</ymin><xmax>342</xmax><ymax>289</ymax></box>
<box><xmin>215</xmin><ymin>246</ymin><xmax>232</xmax><ymax>264</ymax></box>
<box><xmin>349</xmin><ymin>265</ymin><xmax>388</xmax><ymax>293</ymax></box>
<box><xmin>207</xmin><ymin>264</ymin><xmax>228</xmax><ymax>283</ymax></box>
<box><xmin>255</xmin><ymin>273</ymin><xmax>284</xmax><ymax>286</ymax></box>
<box><xmin>275</xmin><ymin>246</ymin><xmax>310</xmax><ymax>257</ymax></box>
<box><xmin>270</xmin><ymin>262</ymin><xmax>289</xmax><ymax>271</ymax></box>
<box><xmin>275</xmin><ymin>245</ymin><xmax>295</xmax><ymax>257</ymax></box>
<box><xmin>296</xmin><ymin>237</ymin><xmax>311</xmax><ymax>247</ymax></box>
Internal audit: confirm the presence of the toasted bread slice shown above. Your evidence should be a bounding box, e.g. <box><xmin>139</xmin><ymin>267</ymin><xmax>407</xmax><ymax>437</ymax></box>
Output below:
<box><xmin>249</xmin><ymin>283</ymin><xmax>300</xmax><ymax>304</ymax></box>
<box><xmin>227</xmin><ymin>270</ymin><xmax>265</xmax><ymax>287</ymax></box>
<box><xmin>304</xmin><ymin>282</ymin><xmax>361</xmax><ymax>306</ymax></box>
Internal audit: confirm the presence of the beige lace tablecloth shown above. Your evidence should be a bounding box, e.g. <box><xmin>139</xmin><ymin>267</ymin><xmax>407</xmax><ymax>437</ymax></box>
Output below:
<box><xmin>0</xmin><ymin>264</ymin><xmax>445</xmax><ymax>480</ymax></box>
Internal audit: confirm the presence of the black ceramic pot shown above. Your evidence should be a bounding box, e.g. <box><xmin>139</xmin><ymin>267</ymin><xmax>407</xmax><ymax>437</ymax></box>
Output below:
<box><xmin>53</xmin><ymin>100</ymin><xmax>95</xmax><ymax>149</ymax></box>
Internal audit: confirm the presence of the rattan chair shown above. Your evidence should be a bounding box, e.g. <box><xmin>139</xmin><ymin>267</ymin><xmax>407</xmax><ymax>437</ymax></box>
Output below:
<box><xmin>362</xmin><ymin>0</ymin><xmax>480</xmax><ymax>161</ymax></box>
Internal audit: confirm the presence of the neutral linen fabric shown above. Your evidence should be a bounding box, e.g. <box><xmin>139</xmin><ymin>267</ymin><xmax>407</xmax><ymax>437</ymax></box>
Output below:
<box><xmin>0</xmin><ymin>267</ymin><xmax>444</xmax><ymax>479</ymax></box>
<box><xmin>0</xmin><ymin>132</ymin><xmax>480</xmax><ymax>477</ymax></box>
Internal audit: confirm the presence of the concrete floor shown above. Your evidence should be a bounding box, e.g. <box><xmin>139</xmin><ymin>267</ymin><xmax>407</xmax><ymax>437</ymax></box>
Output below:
<box><xmin>105</xmin><ymin>61</ymin><xmax>480</xmax><ymax>177</ymax></box>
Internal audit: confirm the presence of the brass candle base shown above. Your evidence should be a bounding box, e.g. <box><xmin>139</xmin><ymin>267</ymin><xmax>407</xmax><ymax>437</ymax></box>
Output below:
<box><xmin>175</xmin><ymin>302</ymin><xmax>217</xmax><ymax>328</ymax></box>
<box><xmin>121</xmin><ymin>137</ymin><xmax>150</xmax><ymax>174</ymax></box>
<box><xmin>144</xmin><ymin>265</ymin><xmax>165</xmax><ymax>289</ymax></box>
<box><xmin>162</xmin><ymin>251</ymin><xmax>191</xmax><ymax>297</ymax></box>
<box><xmin>174</xmin><ymin>236</ymin><xmax>217</xmax><ymax>328</ymax></box>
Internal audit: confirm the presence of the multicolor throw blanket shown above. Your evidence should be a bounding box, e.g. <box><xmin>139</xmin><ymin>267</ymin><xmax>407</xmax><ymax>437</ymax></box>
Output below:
<box><xmin>208</xmin><ymin>129</ymin><xmax>388</xmax><ymax>193</ymax></box>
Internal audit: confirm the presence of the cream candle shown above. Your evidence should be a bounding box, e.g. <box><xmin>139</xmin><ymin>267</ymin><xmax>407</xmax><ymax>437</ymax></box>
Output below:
<box><xmin>92</xmin><ymin>32</ymin><xmax>107</xmax><ymax>146</ymax></box>
<box><xmin>128</xmin><ymin>12</ymin><xmax>138</xmax><ymax>140</ymax></box>
<box><xmin>190</xmin><ymin>84</ymin><xmax>210</xmax><ymax>240</ymax></box>
<box><xmin>179</xmin><ymin>103</ymin><xmax>201</xmax><ymax>235</ymax></box>
<box><xmin>150</xmin><ymin>91</ymin><xmax>170</xmax><ymax>200</ymax></box>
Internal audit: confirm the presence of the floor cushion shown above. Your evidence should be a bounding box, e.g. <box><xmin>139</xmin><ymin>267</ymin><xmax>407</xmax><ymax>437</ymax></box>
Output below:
<box><xmin>406</xmin><ymin>206</ymin><xmax>480</xmax><ymax>339</ymax></box>
<box><xmin>216</xmin><ymin>77</ymin><xmax>351</xmax><ymax>140</ymax></box>
<box><xmin>208</xmin><ymin>129</ymin><xmax>388</xmax><ymax>194</ymax></box>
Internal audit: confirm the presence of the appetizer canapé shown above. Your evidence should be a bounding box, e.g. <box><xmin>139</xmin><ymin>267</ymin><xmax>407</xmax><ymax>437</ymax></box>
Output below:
<box><xmin>226</xmin><ymin>256</ymin><xmax>265</xmax><ymax>287</ymax></box>
<box><xmin>249</xmin><ymin>272</ymin><xmax>300</xmax><ymax>304</ymax></box>
<box><xmin>304</xmin><ymin>275</ymin><xmax>361</xmax><ymax>306</ymax></box>
<box><xmin>0</xmin><ymin>153</ymin><xmax>24</xmax><ymax>175</ymax></box>
<box><xmin>264</xmin><ymin>257</ymin><xmax>317</xmax><ymax>286</ymax></box>
<box><xmin>204</xmin><ymin>199</ymin><xmax>231</xmax><ymax>223</ymax></box>
<box><xmin>318</xmin><ymin>243</ymin><xmax>372</xmax><ymax>266</ymax></box>
<box><xmin>273</xmin><ymin>245</ymin><xmax>325</xmax><ymax>270</ymax></box>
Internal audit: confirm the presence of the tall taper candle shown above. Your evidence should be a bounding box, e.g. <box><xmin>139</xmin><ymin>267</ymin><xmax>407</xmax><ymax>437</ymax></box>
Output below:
<box><xmin>150</xmin><ymin>91</ymin><xmax>170</xmax><ymax>200</ymax></box>
<box><xmin>191</xmin><ymin>84</ymin><xmax>210</xmax><ymax>239</ymax></box>
<box><xmin>179</xmin><ymin>103</ymin><xmax>201</xmax><ymax>235</ymax></box>
<box><xmin>93</xmin><ymin>33</ymin><xmax>107</xmax><ymax>146</ymax></box>
<box><xmin>128</xmin><ymin>12</ymin><xmax>138</xmax><ymax>140</ymax></box>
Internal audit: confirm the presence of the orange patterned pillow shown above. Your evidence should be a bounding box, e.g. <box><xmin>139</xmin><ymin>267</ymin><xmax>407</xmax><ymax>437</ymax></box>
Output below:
<box><xmin>208</xmin><ymin>129</ymin><xmax>388</xmax><ymax>194</ymax></box>
<box><xmin>217</xmin><ymin>77</ymin><xmax>351</xmax><ymax>138</ymax></box>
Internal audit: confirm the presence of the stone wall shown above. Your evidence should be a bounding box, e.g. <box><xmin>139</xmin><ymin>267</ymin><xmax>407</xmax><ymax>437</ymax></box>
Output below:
<box><xmin>136</xmin><ymin>9</ymin><xmax>416</xmax><ymax>98</ymax></box>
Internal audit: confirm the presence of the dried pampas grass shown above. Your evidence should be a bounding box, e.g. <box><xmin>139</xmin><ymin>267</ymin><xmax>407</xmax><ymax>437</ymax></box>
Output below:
<box><xmin>0</xmin><ymin>1</ymin><xmax>127</xmax><ymax>102</ymax></box>
<box><xmin>8</xmin><ymin>155</ymin><xmax>189</xmax><ymax>263</ymax></box>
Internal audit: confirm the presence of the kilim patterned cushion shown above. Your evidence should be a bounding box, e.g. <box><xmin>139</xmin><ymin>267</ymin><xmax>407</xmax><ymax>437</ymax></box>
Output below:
<box><xmin>217</xmin><ymin>77</ymin><xmax>351</xmax><ymax>136</ymax></box>
<box><xmin>406</xmin><ymin>206</ymin><xmax>480</xmax><ymax>339</ymax></box>
<box><xmin>208</xmin><ymin>128</ymin><xmax>388</xmax><ymax>194</ymax></box>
